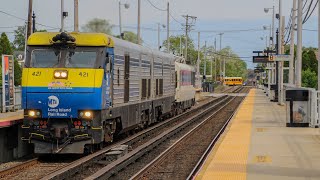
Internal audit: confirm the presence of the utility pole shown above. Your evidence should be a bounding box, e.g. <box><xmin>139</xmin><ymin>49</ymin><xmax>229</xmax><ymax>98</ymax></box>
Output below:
<box><xmin>32</xmin><ymin>12</ymin><xmax>36</xmax><ymax>33</ymax></box>
<box><xmin>218</xmin><ymin>33</ymin><xmax>223</xmax><ymax>81</ymax></box>
<box><xmin>167</xmin><ymin>2</ymin><xmax>170</xmax><ymax>53</ymax></box>
<box><xmin>158</xmin><ymin>23</ymin><xmax>161</xmax><ymax>50</ymax></box>
<box><xmin>180</xmin><ymin>36</ymin><xmax>182</xmax><ymax>56</ymax></box>
<box><xmin>214</xmin><ymin>37</ymin><xmax>217</xmax><ymax>82</ymax></box>
<box><xmin>318</xmin><ymin>0</ymin><xmax>320</xmax><ymax>126</ymax></box>
<box><xmin>272</xmin><ymin>5</ymin><xmax>276</xmax><ymax>85</ymax></box>
<box><xmin>279</xmin><ymin>16</ymin><xmax>285</xmax><ymax>105</ymax></box>
<box><xmin>289</xmin><ymin>0</ymin><xmax>297</xmax><ymax>85</ymax></box>
<box><xmin>296</xmin><ymin>0</ymin><xmax>302</xmax><ymax>87</ymax></box>
<box><xmin>197</xmin><ymin>32</ymin><xmax>201</xmax><ymax>89</ymax></box>
<box><xmin>204</xmin><ymin>41</ymin><xmax>207</xmax><ymax>79</ymax></box>
<box><xmin>137</xmin><ymin>0</ymin><xmax>141</xmax><ymax>45</ymax></box>
<box><xmin>184</xmin><ymin>15</ymin><xmax>189</xmax><ymax>61</ymax></box>
<box><xmin>119</xmin><ymin>1</ymin><xmax>122</xmax><ymax>37</ymax></box>
<box><xmin>27</xmin><ymin>0</ymin><xmax>33</xmax><ymax>38</ymax></box>
<box><xmin>182</xmin><ymin>15</ymin><xmax>197</xmax><ymax>63</ymax></box>
<box><xmin>61</xmin><ymin>0</ymin><xmax>65</xmax><ymax>32</ymax></box>
<box><xmin>74</xmin><ymin>0</ymin><xmax>79</xmax><ymax>32</ymax></box>
<box><xmin>277</xmin><ymin>0</ymin><xmax>282</xmax><ymax>105</ymax></box>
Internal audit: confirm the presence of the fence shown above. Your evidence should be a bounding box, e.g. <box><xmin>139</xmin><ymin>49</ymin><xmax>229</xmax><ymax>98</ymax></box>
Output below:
<box><xmin>0</xmin><ymin>87</ymin><xmax>22</xmax><ymax>112</ymax></box>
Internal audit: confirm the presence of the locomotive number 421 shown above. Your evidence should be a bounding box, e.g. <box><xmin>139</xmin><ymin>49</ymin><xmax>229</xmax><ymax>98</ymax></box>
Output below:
<box><xmin>79</xmin><ymin>72</ymin><xmax>89</xmax><ymax>77</ymax></box>
<box><xmin>32</xmin><ymin>71</ymin><xmax>41</xmax><ymax>76</ymax></box>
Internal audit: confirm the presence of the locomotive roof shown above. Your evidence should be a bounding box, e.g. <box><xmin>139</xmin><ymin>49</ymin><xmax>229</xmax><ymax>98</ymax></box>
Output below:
<box><xmin>27</xmin><ymin>32</ymin><xmax>114</xmax><ymax>47</ymax></box>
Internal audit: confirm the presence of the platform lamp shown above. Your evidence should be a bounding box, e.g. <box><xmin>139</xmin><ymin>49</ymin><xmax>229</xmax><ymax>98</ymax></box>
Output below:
<box><xmin>264</xmin><ymin>6</ymin><xmax>275</xmax><ymax>49</ymax></box>
<box><xmin>263</xmin><ymin>25</ymin><xmax>272</xmax><ymax>50</ymax></box>
<box><xmin>158</xmin><ymin>23</ymin><xmax>166</xmax><ymax>50</ymax></box>
<box><xmin>119</xmin><ymin>1</ymin><xmax>130</xmax><ymax>39</ymax></box>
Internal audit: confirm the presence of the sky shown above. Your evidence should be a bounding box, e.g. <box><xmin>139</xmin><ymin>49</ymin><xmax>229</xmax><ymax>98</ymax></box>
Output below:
<box><xmin>0</xmin><ymin>0</ymin><xmax>319</xmax><ymax>69</ymax></box>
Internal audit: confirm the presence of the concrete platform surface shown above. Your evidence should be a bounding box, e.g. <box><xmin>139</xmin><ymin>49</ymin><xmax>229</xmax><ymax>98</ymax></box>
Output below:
<box><xmin>0</xmin><ymin>110</ymin><xmax>23</xmax><ymax>128</ymax></box>
<box><xmin>195</xmin><ymin>89</ymin><xmax>320</xmax><ymax>180</ymax></box>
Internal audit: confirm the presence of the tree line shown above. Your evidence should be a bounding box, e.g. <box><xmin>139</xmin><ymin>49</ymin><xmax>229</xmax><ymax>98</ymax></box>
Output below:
<box><xmin>284</xmin><ymin>45</ymin><xmax>318</xmax><ymax>88</ymax></box>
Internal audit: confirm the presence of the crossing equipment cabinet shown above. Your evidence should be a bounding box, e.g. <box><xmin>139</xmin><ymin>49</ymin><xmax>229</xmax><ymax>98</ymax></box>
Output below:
<box><xmin>285</xmin><ymin>88</ymin><xmax>317</xmax><ymax>127</ymax></box>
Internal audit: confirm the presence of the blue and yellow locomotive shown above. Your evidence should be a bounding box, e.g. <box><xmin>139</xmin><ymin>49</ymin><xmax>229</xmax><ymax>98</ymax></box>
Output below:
<box><xmin>22</xmin><ymin>32</ymin><xmax>195</xmax><ymax>154</ymax></box>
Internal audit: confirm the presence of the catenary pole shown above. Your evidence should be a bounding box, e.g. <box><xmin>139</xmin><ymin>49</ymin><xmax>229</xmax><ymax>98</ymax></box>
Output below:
<box><xmin>296</xmin><ymin>0</ymin><xmax>303</xmax><ymax>87</ymax></box>
<box><xmin>289</xmin><ymin>0</ymin><xmax>297</xmax><ymax>84</ymax></box>
<box><xmin>74</xmin><ymin>0</ymin><xmax>79</xmax><ymax>32</ymax></box>
<box><xmin>137</xmin><ymin>0</ymin><xmax>141</xmax><ymax>45</ymax></box>
<box><xmin>27</xmin><ymin>0</ymin><xmax>33</xmax><ymax>38</ymax></box>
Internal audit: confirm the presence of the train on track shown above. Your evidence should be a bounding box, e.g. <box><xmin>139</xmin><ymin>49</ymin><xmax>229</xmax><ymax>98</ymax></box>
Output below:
<box><xmin>21</xmin><ymin>32</ymin><xmax>196</xmax><ymax>154</ymax></box>
<box><xmin>223</xmin><ymin>77</ymin><xmax>243</xmax><ymax>86</ymax></box>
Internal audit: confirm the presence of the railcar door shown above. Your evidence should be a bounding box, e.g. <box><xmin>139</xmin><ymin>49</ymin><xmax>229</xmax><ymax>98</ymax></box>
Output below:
<box><xmin>124</xmin><ymin>55</ymin><xmax>130</xmax><ymax>103</ymax></box>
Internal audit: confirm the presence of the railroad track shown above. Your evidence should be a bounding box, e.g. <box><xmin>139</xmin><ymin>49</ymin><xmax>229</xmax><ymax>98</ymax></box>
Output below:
<box><xmin>0</xmin><ymin>155</ymin><xmax>81</xmax><ymax>179</ymax></box>
<box><xmin>131</xmin><ymin>87</ymin><xmax>250</xmax><ymax>180</ymax></box>
<box><xmin>39</xmin><ymin>87</ymin><xmax>244</xmax><ymax>180</ymax></box>
<box><xmin>0</xmin><ymin>158</ymin><xmax>39</xmax><ymax>179</ymax></box>
<box><xmin>38</xmin><ymin>87</ymin><xmax>245</xmax><ymax>180</ymax></box>
<box><xmin>0</xmin><ymin>86</ymin><xmax>245</xmax><ymax>179</ymax></box>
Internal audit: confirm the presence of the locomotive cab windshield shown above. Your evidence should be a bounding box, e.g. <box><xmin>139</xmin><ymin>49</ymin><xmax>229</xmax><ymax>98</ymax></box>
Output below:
<box><xmin>27</xmin><ymin>47</ymin><xmax>104</xmax><ymax>68</ymax></box>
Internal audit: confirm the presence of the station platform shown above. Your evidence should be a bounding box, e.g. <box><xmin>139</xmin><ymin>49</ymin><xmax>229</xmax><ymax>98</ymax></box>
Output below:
<box><xmin>195</xmin><ymin>89</ymin><xmax>320</xmax><ymax>180</ymax></box>
<box><xmin>0</xmin><ymin>110</ymin><xmax>23</xmax><ymax>128</ymax></box>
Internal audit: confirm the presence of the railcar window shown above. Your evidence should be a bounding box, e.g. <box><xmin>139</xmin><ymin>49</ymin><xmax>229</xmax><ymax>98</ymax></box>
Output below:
<box><xmin>159</xmin><ymin>79</ymin><xmax>163</xmax><ymax>95</ymax></box>
<box><xmin>175</xmin><ymin>71</ymin><xmax>177</xmax><ymax>88</ymax></box>
<box><xmin>31</xmin><ymin>50</ymin><xmax>59</xmax><ymax>68</ymax></box>
<box><xmin>31</xmin><ymin>49</ymin><xmax>97</xmax><ymax>68</ymax></box>
<box><xmin>66</xmin><ymin>51</ymin><xmax>96</xmax><ymax>68</ymax></box>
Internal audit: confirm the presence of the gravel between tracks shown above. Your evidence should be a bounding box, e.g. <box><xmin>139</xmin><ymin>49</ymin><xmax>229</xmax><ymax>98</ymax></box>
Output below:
<box><xmin>2</xmin><ymin>155</ymin><xmax>80</xmax><ymax>180</ymax></box>
<box><xmin>143</xmin><ymin>96</ymin><xmax>244</xmax><ymax>179</ymax></box>
<box><xmin>112</xmin><ymin>88</ymin><xmax>249</xmax><ymax>179</ymax></box>
<box><xmin>68</xmin><ymin>96</ymin><xmax>223</xmax><ymax>180</ymax></box>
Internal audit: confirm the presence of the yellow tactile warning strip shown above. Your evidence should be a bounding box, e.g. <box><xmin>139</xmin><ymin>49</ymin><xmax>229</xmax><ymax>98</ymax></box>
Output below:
<box><xmin>195</xmin><ymin>89</ymin><xmax>256</xmax><ymax>180</ymax></box>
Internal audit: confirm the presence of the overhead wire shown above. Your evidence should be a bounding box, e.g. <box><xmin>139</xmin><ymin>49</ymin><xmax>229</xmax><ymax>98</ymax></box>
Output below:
<box><xmin>303</xmin><ymin>0</ymin><xmax>319</xmax><ymax>23</ymax></box>
<box><xmin>145</xmin><ymin>0</ymin><xmax>183</xmax><ymax>25</ymax></box>
<box><xmin>146</xmin><ymin>0</ymin><xmax>166</xmax><ymax>11</ymax></box>
<box><xmin>0</xmin><ymin>10</ymin><xmax>58</xmax><ymax>29</ymax></box>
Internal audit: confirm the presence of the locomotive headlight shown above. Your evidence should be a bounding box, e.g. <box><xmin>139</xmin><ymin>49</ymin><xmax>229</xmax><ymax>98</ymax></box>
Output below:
<box><xmin>29</xmin><ymin>110</ymin><xmax>36</xmax><ymax>117</ymax></box>
<box><xmin>54</xmin><ymin>70</ymin><xmax>68</xmax><ymax>79</ymax></box>
<box><xmin>79</xmin><ymin>111</ymin><xmax>93</xmax><ymax>119</ymax></box>
<box><xmin>61</xmin><ymin>72</ymin><xmax>67</xmax><ymax>78</ymax></box>
<box><xmin>84</xmin><ymin>111</ymin><xmax>92</xmax><ymax>118</ymax></box>
<box><xmin>27</xmin><ymin>110</ymin><xmax>41</xmax><ymax>118</ymax></box>
<box><xmin>54</xmin><ymin>72</ymin><xmax>61</xmax><ymax>78</ymax></box>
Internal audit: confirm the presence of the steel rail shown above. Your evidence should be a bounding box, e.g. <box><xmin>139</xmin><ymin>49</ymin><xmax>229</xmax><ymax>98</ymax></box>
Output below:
<box><xmin>41</xmin><ymin>94</ymin><xmax>231</xmax><ymax>180</ymax></box>
<box><xmin>86</xmin><ymin>96</ymin><xmax>234</xmax><ymax>179</ymax></box>
<box><xmin>187</xmin><ymin>88</ymin><xmax>248</xmax><ymax>179</ymax></box>
<box><xmin>130</xmin><ymin>94</ymin><xmax>240</xmax><ymax>180</ymax></box>
<box><xmin>0</xmin><ymin>158</ymin><xmax>39</xmax><ymax>179</ymax></box>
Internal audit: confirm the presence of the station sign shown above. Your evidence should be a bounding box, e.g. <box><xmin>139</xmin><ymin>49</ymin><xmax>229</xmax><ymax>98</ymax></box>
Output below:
<box><xmin>253</xmin><ymin>56</ymin><xmax>272</xmax><ymax>63</ymax></box>
<box><xmin>269</xmin><ymin>54</ymin><xmax>291</xmax><ymax>62</ymax></box>
<box><xmin>2</xmin><ymin>55</ymin><xmax>15</xmax><ymax>112</ymax></box>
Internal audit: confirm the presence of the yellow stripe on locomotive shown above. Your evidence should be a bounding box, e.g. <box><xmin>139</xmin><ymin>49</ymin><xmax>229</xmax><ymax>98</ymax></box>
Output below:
<box><xmin>22</xmin><ymin>68</ymin><xmax>104</xmax><ymax>88</ymax></box>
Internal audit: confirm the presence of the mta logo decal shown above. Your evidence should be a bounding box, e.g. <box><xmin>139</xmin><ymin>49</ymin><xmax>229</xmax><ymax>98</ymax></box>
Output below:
<box><xmin>48</xmin><ymin>95</ymin><xmax>59</xmax><ymax>108</ymax></box>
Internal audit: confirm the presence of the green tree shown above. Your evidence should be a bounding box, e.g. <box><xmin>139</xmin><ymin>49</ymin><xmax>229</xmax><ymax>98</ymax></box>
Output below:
<box><xmin>199</xmin><ymin>46</ymin><xmax>247</xmax><ymax>82</ymax></box>
<box><xmin>0</xmin><ymin>32</ymin><xmax>22</xmax><ymax>86</ymax></box>
<box><xmin>12</xmin><ymin>25</ymin><xmax>47</xmax><ymax>51</ymax></box>
<box><xmin>302</xmin><ymin>68</ymin><xmax>317</xmax><ymax>88</ymax></box>
<box><xmin>115</xmin><ymin>31</ymin><xmax>142</xmax><ymax>44</ymax></box>
<box><xmin>13</xmin><ymin>26</ymin><xmax>26</xmax><ymax>51</ymax></box>
<box><xmin>82</xmin><ymin>18</ymin><xmax>113</xmax><ymax>34</ymax></box>
<box><xmin>0</xmin><ymin>33</ymin><xmax>13</xmax><ymax>64</ymax></box>
<box><xmin>14</xmin><ymin>60</ymin><xmax>22</xmax><ymax>86</ymax></box>
<box><xmin>162</xmin><ymin>35</ymin><xmax>198</xmax><ymax>64</ymax></box>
